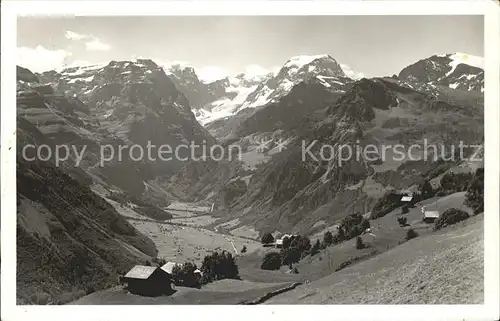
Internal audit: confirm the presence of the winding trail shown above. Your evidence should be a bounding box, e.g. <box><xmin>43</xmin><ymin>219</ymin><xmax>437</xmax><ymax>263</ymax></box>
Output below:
<box><xmin>224</xmin><ymin>236</ymin><xmax>238</xmax><ymax>255</ymax></box>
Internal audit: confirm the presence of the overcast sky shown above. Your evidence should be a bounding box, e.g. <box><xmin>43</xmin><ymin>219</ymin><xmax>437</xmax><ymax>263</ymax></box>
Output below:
<box><xmin>17</xmin><ymin>15</ymin><xmax>484</xmax><ymax>81</ymax></box>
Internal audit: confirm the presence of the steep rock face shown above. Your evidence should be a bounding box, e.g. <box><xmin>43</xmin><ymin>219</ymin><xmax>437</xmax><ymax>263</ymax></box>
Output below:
<box><xmin>17</xmin><ymin>67</ymin><xmax>150</xmax><ymax>198</ymax></box>
<box><xmin>398</xmin><ymin>53</ymin><xmax>484</xmax><ymax>93</ymax></box>
<box><xmin>16</xmin><ymin>119</ymin><xmax>158</xmax><ymax>304</ymax></box>
<box><xmin>329</xmin><ymin>78</ymin><xmax>398</xmax><ymax>122</ymax></box>
<box><xmin>170</xmin><ymin>67</ymin><xmax>357</xmax><ymax>204</ymax></box>
<box><xmin>236</xmin><ymin>81</ymin><xmax>347</xmax><ymax>138</ymax></box>
<box><xmin>222</xmin><ymin>79</ymin><xmax>383</xmax><ymax>232</ymax></box>
<box><xmin>167</xmin><ymin>65</ymin><xmax>232</xmax><ymax>109</ymax></box>
<box><xmin>22</xmin><ymin>61</ymin><xmax>216</xmax><ymax>198</ymax></box>
<box><xmin>209</xmin><ymin>76</ymin><xmax>483</xmax><ymax>235</ymax></box>
<box><xmin>17</xmin><ymin>65</ymin><xmax>39</xmax><ymax>83</ymax></box>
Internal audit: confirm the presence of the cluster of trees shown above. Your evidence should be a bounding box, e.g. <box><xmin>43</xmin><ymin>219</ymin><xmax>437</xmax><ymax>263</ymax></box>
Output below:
<box><xmin>370</xmin><ymin>180</ymin><xmax>435</xmax><ymax>220</ymax></box>
<box><xmin>261</xmin><ymin>252</ymin><xmax>282</xmax><ymax>270</ymax></box>
<box><xmin>406</xmin><ymin>228</ymin><xmax>419</xmax><ymax>240</ymax></box>
<box><xmin>464</xmin><ymin>168</ymin><xmax>484</xmax><ymax>215</ymax></box>
<box><xmin>434</xmin><ymin>208</ymin><xmax>470</xmax><ymax>230</ymax></box>
<box><xmin>152</xmin><ymin>251</ymin><xmax>239</xmax><ymax>288</ymax></box>
<box><xmin>370</xmin><ymin>191</ymin><xmax>405</xmax><ymax>219</ymax></box>
<box><xmin>355</xmin><ymin>236</ymin><xmax>365</xmax><ymax>249</ymax></box>
<box><xmin>281</xmin><ymin>235</ymin><xmax>312</xmax><ymax>267</ymax></box>
<box><xmin>438</xmin><ymin>172</ymin><xmax>473</xmax><ymax>195</ymax></box>
<box><xmin>260</xmin><ymin>214</ymin><xmax>374</xmax><ymax>270</ymax></box>
<box><xmin>427</xmin><ymin>167</ymin><xmax>483</xmax><ymax>210</ymax></box>
<box><xmin>171</xmin><ymin>262</ymin><xmax>200</xmax><ymax>288</ymax></box>
<box><xmin>423</xmin><ymin>158</ymin><xmax>455</xmax><ymax>180</ymax></box>
<box><xmin>261</xmin><ymin>234</ymin><xmax>312</xmax><ymax>270</ymax></box>
<box><xmin>199</xmin><ymin>250</ymin><xmax>239</xmax><ymax>283</ymax></box>
<box><xmin>310</xmin><ymin>239</ymin><xmax>321</xmax><ymax>256</ymax></box>
<box><xmin>397</xmin><ymin>216</ymin><xmax>408</xmax><ymax>227</ymax></box>
<box><xmin>261</xmin><ymin>233</ymin><xmax>275</xmax><ymax>245</ymax></box>
<box><xmin>419</xmin><ymin>180</ymin><xmax>435</xmax><ymax>200</ymax></box>
<box><xmin>336</xmin><ymin>214</ymin><xmax>372</xmax><ymax>250</ymax></box>
<box><xmin>337</xmin><ymin>213</ymin><xmax>370</xmax><ymax>242</ymax></box>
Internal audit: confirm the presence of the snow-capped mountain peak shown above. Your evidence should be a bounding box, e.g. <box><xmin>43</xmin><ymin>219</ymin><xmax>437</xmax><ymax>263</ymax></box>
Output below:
<box><xmin>188</xmin><ymin>54</ymin><xmax>355</xmax><ymax>126</ymax></box>
<box><xmin>283</xmin><ymin>54</ymin><xmax>330</xmax><ymax>70</ymax></box>
<box><xmin>231</xmin><ymin>71</ymin><xmax>274</xmax><ymax>87</ymax></box>
<box><xmin>30</xmin><ymin>59</ymin><xmax>194</xmax><ymax>115</ymax></box>
<box><xmin>398</xmin><ymin>52</ymin><xmax>484</xmax><ymax>93</ymax></box>
<box><xmin>279</xmin><ymin>54</ymin><xmax>345</xmax><ymax>78</ymax></box>
<box><xmin>443</xmin><ymin>52</ymin><xmax>484</xmax><ymax>74</ymax></box>
<box><xmin>231</xmin><ymin>54</ymin><xmax>349</xmax><ymax>112</ymax></box>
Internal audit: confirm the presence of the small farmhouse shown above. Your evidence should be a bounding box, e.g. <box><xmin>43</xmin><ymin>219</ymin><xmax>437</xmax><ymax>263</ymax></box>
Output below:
<box><xmin>161</xmin><ymin>261</ymin><xmax>182</xmax><ymax>275</ymax></box>
<box><xmin>120</xmin><ymin>265</ymin><xmax>173</xmax><ymax>296</ymax></box>
<box><xmin>275</xmin><ymin>234</ymin><xmax>297</xmax><ymax>248</ymax></box>
<box><xmin>401</xmin><ymin>195</ymin><xmax>413</xmax><ymax>202</ymax></box>
<box><xmin>422</xmin><ymin>210</ymin><xmax>440</xmax><ymax>223</ymax></box>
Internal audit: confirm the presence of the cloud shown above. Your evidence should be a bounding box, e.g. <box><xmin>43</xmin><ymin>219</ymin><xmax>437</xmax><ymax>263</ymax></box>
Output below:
<box><xmin>65</xmin><ymin>30</ymin><xmax>111</xmax><ymax>51</ymax></box>
<box><xmin>340</xmin><ymin>63</ymin><xmax>365</xmax><ymax>80</ymax></box>
<box><xmin>161</xmin><ymin>60</ymin><xmax>192</xmax><ymax>70</ymax></box>
<box><xmin>156</xmin><ymin>59</ymin><xmax>225</xmax><ymax>82</ymax></box>
<box><xmin>196</xmin><ymin>66</ymin><xmax>229</xmax><ymax>83</ymax></box>
<box><xmin>161</xmin><ymin>61</ymin><xmax>279</xmax><ymax>82</ymax></box>
<box><xmin>17</xmin><ymin>45</ymin><xmax>71</xmax><ymax>73</ymax></box>
<box><xmin>64</xmin><ymin>30</ymin><xmax>90</xmax><ymax>41</ymax></box>
<box><xmin>244</xmin><ymin>64</ymin><xmax>271</xmax><ymax>77</ymax></box>
<box><xmin>85</xmin><ymin>39</ymin><xmax>111</xmax><ymax>51</ymax></box>
<box><xmin>270</xmin><ymin>66</ymin><xmax>282</xmax><ymax>75</ymax></box>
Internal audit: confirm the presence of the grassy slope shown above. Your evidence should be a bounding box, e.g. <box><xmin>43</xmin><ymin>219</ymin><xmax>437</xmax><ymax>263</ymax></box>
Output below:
<box><xmin>265</xmin><ymin>214</ymin><xmax>483</xmax><ymax>304</ymax></box>
<box><xmin>17</xmin><ymin>157</ymin><xmax>158</xmax><ymax>304</ymax></box>
<box><xmin>236</xmin><ymin>192</ymin><xmax>472</xmax><ymax>285</ymax></box>
<box><xmin>70</xmin><ymin>280</ymin><xmax>289</xmax><ymax>305</ymax></box>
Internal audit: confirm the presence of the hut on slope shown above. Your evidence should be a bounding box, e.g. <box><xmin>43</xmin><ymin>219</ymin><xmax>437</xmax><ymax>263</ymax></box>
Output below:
<box><xmin>120</xmin><ymin>265</ymin><xmax>173</xmax><ymax>296</ymax></box>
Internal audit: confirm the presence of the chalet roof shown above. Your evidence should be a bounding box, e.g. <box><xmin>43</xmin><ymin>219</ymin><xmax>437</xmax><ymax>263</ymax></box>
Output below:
<box><xmin>424</xmin><ymin>210</ymin><xmax>440</xmax><ymax>218</ymax></box>
<box><xmin>124</xmin><ymin>265</ymin><xmax>158</xmax><ymax>280</ymax></box>
<box><xmin>401</xmin><ymin>196</ymin><xmax>413</xmax><ymax>202</ymax></box>
<box><xmin>277</xmin><ymin>234</ymin><xmax>296</xmax><ymax>241</ymax></box>
<box><xmin>161</xmin><ymin>262</ymin><xmax>182</xmax><ymax>274</ymax></box>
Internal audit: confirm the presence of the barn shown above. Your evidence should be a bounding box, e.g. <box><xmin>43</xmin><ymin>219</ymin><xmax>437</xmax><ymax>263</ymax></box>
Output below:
<box><xmin>275</xmin><ymin>234</ymin><xmax>297</xmax><ymax>248</ymax></box>
<box><xmin>423</xmin><ymin>210</ymin><xmax>440</xmax><ymax>223</ymax></box>
<box><xmin>161</xmin><ymin>261</ymin><xmax>182</xmax><ymax>275</ymax></box>
<box><xmin>120</xmin><ymin>265</ymin><xmax>173</xmax><ymax>296</ymax></box>
<box><xmin>401</xmin><ymin>195</ymin><xmax>413</xmax><ymax>202</ymax></box>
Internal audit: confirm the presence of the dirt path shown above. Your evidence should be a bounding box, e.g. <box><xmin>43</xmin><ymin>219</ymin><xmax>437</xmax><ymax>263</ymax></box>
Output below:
<box><xmin>224</xmin><ymin>235</ymin><xmax>239</xmax><ymax>254</ymax></box>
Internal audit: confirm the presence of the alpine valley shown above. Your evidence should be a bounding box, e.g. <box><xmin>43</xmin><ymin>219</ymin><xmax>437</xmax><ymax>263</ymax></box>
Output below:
<box><xmin>15</xmin><ymin>51</ymin><xmax>484</xmax><ymax>304</ymax></box>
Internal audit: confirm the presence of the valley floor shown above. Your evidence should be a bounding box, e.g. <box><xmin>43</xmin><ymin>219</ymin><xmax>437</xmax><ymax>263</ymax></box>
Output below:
<box><xmin>98</xmin><ymin>192</ymin><xmax>262</xmax><ymax>267</ymax></box>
